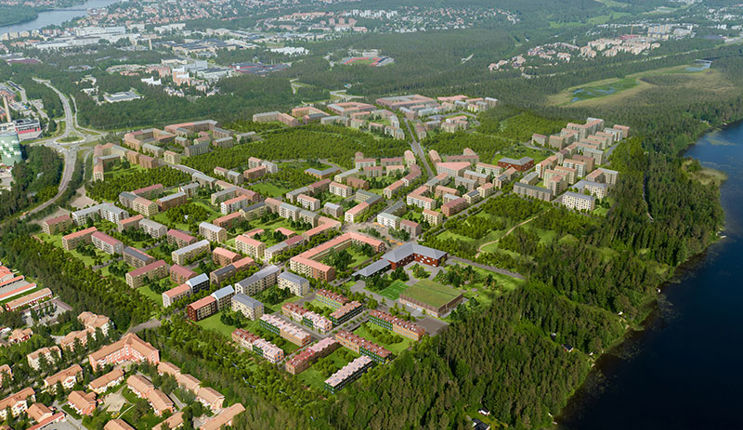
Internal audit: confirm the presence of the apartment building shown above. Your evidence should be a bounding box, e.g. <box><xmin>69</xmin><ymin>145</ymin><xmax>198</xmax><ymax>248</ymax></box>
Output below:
<box><xmin>5</xmin><ymin>288</ymin><xmax>52</xmax><ymax>312</ymax></box>
<box><xmin>132</xmin><ymin>197</ymin><xmax>159</xmax><ymax>217</ymax></box>
<box><xmin>277</xmin><ymin>272</ymin><xmax>310</xmax><ymax>296</ymax></box>
<box><xmin>235</xmin><ymin>235</ymin><xmax>265</xmax><ymax>260</ymax></box>
<box><xmin>220</xmin><ymin>195</ymin><xmax>251</xmax><ymax>215</ymax></box>
<box><xmin>27</xmin><ymin>346</ymin><xmax>61</xmax><ymax>370</ymax></box>
<box><xmin>513</xmin><ymin>182</ymin><xmax>553</xmax><ymax>202</ymax></box>
<box><xmin>399</xmin><ymin>219</ymin><xmax>422</xmax><ymax>238</ymax></box>
<box><xmin>259</xmin><ymin>314</ymin><xmax>311</xmax><ymax>346</ymax></box>
<box><xmin>285</xmin><ymin>338</ymin><xmax>339</xmax><ymax>375</ymax></box>
<box><xmin>561</xmin><ymin>191</ymin><xmax>596</xmax><ymax>211</ymax></box>
<box><xmin>231</xmin><ymin>293</ymin><xmax>264</xmax><ymax>320</ymax></box>
<box><xmin>329</xmin><ymin>301</ymin><xmax>363</xmax><ymax>325</ymax></box>
<box><xmin>167</xmin><ymin>229</ymin><xmax>197</xmax><ymax>248</ymax></box>
<box><xmin>423</xmin><ymin>209</ymin><xmax>443</xmax><ymax>226</ymax></box>
<box><xmin>329</xmin><ymin>181</ymin><xmax>352</xmax><ymax>198</ymax></box>
<box><xmin>68</xmin><ymin>390</ymin><xmax>97</xmax><ymax>416</ymax></box>
<box><xmin>0</xmin><ymin>387</ymin><xmax>35</xmax><ymax>420</ymax></box>
<box><xmin>289</xmin><ymin>232</ymin><xmax>384</xmax><ymax>281</ymax></box>
<box><xmin>91</xmin><ymin>231</ymin><xmax>124</xmax><ymax>255</ymax></box>
<box><xmin>169</xmin><ymin>264</ymin><xmax>196</xmax><ymax>284</ymax></box>
<box><xmin>324</xmin><ymin>355</ymin><xmax>374</xmax><ymax>393</ymax></box>
<box><xmin>199</xmin><ymin>222</ymin><xmax>227</xmax><ymax>243</ymax></box>
<box><xmin>497</xmin><ymin>157</ymin><xmax>534</xmax><ymax>172</ymax></box>
<box><xmin>42</xmin><ymin>214</ymin><xmax>72</xmax><ymax>235</ymax></box>
<box><xmin>162</xmin><ymin>284</ymin><xmax>192</xmax><ymax>308</ymax></box>
<box><xmin>125</xmin><ymin>260</ymin><xmax>168</xmax><ymax>288</ymax></box>
<box><xmin>377</xmin><ymin>212</ymin><xmax>400</xmax><ymax>229</ymax></box>
<box><xmin>369</xmin><ymin>309</ymin><xmax>425</xmax><ymax>341</ymax></box>
<box><xmin>62</xmin><ymin>227</ymin><xmax>97</xmax><ymax>251</ymax></box>
<box><xmin>171</xmin><ymin>239</ymin><xmax>210</xmax><ymax>266</ymax></box>
<box><xmin>187</xmin><ymin>296</ymin><xmax>217</xmax><ymax>322</ymax></box>
<box><xmin>442</xmin><ymin>197</ymin><xmax>467</xmax><ymax>217</ymax></box>
<box><xmin>335</xmin><ymin>330</ymin><xmax>391</xmax><ymax>363</ymax></box>
<box><xmin>234</xmin><ymin>265</ymin><xmax>280</xmax><ymax>295</ymax></box>
<box><xmin>117</xmin><ymin>214</ymin><xmax>143</xmax><ymax>232</ymax></box>
<box><xmin>296</xmin><ymin>194</ymin><xmax>321</xmax><ymax>211</ymax></box>
<box><xmin>323</xmin><ymin>202</ymin><xmax>344</xmax><ymax>219</ymax></box>
<box><xmin>211</xmin><ymin>285</ymin><xmax>235</xmax><ymax>310</ymax></box>
<box><xmin>282</xmin><ymin>303</ymin><xmax>333</xmax><ymax>333</ymax></box>
<box><xmin>43</xmin><ymin>364</ymin><xmax>83</xmax><ymax>393</ymax></box>
<box><xmin>186</xmin><ymin>273</ymin><xmax>210</xmax><ymax>294</ymax></box>
<box><xmin>156</xmin><ymin>192</ymin><xmax>187</xmax><ymax>212</ymax></box>
<box><xmin>123</xmin><ymin>247</ymin><xmax>154</xmax><ymax>269</ymax></box>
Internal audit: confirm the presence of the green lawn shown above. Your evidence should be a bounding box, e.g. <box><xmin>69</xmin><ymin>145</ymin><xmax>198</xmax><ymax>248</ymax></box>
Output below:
<box><xmin>249</xmin><ymin>182</ymin><xmax>290</xmax><ymax>198</ymax></box>
<box><xmin>403</xmin><ymin>279</ymin><xmax>461</xmax><ymax>308</ymax></box>
<box><xmin>353</xmin><ymin>322</ymin><xmax>413</xmax><ymax>354</ymax></box>
<box><xmin>379</xmin><ymin>280</ymin><xmax>409</xmax><ymax>301</ymax></box>
<box><xmin>570</xmin><ymin>78</ymin><xmax>638</xmax><ymax>102</ymax></box>
<box><xmin>136</xmin><ymin>285</ymin><xmax>164</xmax><ymax>308</ymax></box>
<box><xmin>196</xmin><ymin>313</ymin><xmax>236</xmax><ymax>339</ymax></box>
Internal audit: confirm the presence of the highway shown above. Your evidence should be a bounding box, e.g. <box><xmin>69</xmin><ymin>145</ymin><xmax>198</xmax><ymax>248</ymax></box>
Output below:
<box><xmin>22</xmin><ymin>79</ymin><xmax>99</xmax><ymax>219</ymax></box>
<box><xmin>404</xmin><ymin>118</ymin><xmax>433</xmax><ymax>179</ymax></box>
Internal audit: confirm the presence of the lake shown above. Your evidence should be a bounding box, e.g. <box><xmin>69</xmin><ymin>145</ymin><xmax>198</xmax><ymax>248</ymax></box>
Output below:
<box><xmin>0</xmin><ymin>0</ymin><xmax>119</xmax><ymax>35</ymax></box>
<box><xmin>558</xmin><ymin>122</ymin><xmax>743</xmax><ymax>429</ymax></box>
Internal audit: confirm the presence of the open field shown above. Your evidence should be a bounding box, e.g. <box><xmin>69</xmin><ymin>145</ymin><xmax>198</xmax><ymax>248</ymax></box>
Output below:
<box><xmin>196</xmin><ymin>313</ymin><xmax>237</xmax><ymax>339</ymax></box>
<box><xmin>403</xmin><ymin>279</ymin><xmax>461</xmax><ymax>309</ymax></box>
<box><xmin>136</xmin><ymin>285</ymin><xmax>163</xmax><ymax>308</ymax></box>
<box><xmin>354</xmin><ymin>322</ymin><xmax>414</xmax><ymax>354</ymax></box>
<box><xmin>379</xmin><ymin>280</ymin><xmax>409</xmax><ymax>301</ymax></box>
<box><xmin>548</xmin><ymin>64</ymin><xmax>733</xmax><ymax>107</ymax></box>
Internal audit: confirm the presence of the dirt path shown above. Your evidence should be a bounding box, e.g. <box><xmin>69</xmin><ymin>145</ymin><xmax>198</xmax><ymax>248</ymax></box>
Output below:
<box><xmin>475</xmin><ymin>214</ymin><xmax>540</xmax><ymax>258</ymax></box>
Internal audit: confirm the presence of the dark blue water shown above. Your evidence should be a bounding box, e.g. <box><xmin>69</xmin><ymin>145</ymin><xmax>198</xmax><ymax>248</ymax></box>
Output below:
<box><xmin>0</xmin><ymin>0</ymin><xmax>118</xmax><ymax>34</ymax></box>
<box><xmin>558</xmin><ymin>123</ymin><xmax>743</xmax><ymax>430</ymax></box>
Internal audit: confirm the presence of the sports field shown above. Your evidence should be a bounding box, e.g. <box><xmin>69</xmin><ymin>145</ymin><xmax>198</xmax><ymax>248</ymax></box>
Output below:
<box><xmin>379</xmin><ymin>280</ymin><xmax>408</xmax><ymax>300</ymax></box>
<box><xmin>402</xmin><ymin>279</ymin><xmax>461</xmax><ymax>308</ymax></box>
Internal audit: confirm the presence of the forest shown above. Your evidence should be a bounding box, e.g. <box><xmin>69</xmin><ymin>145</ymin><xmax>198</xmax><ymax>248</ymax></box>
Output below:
<box><xmin>0</xmin><ymin>146</ymin><xmax>62</xmax><ymax>222</ymax></box>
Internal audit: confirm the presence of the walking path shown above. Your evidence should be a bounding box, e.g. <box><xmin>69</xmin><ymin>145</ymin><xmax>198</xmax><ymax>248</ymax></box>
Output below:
<box><xmin>448</xmin><ymin>256</ymin><xmax>525</xmax><ymax>280</ymax></box>
<box><xmin>475</xmin><ymin>213</ymin><xmax>540</xmax><ymax>258</ymax></box>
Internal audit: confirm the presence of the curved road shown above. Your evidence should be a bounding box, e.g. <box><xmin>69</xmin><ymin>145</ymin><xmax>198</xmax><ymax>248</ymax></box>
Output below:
<box><xmin>22</xmin><ymin>79</ymin><xmax>99</xmax><ymax>218</ymax></box>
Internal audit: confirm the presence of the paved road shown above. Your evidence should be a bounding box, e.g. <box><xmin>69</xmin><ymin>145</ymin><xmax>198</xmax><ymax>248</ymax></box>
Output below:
<box><xmin>404</xmin><ymin>118</ymin><xmax>433</xmax><ymax>179</ymax></box>
<box><xmin>128</xmin><ymin>318</ymin><xmax>162</xmax><ymax>333</ymax></box>
<box><xmin>21</xmin><ymin>80</ymin><xmax>101</xmax><ymax>219</ymax></box>
<box><xmin>448</xmin><ymin>256</ymin><xmax>525</xmax><ymax>280</ymax></box>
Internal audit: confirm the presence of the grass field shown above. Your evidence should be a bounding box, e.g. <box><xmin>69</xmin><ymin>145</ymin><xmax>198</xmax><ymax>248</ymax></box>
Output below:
<box><xmin>136</xmin><ymin>285</ymin><xmax>163</xmax><ymax>308</ymax></box>
<box><xmin>249</xmin><ymin>182</ymin><xmax>290</xmax><ymax>198</ymax></box>
<box><xmin>297</xmin><ymin>348</ymin><xmax>358</xmax><ymax>392</ymax></box>
<box><xmin>353</xmin><ymin>322</ymin><xmax>414</xmax><ymax>354</ymax></box>
<box><xmin>548</xmin><ymin>64</ymin><xmax>732</xmax><ymax>107</ymax></box>
<box><xmin>196</xmin><ymin>313</ymin><xmax>236</xmax><ymax>339</ymax></box>
<box><xmin>379</xmin><ymin>280</ymin><xmax>409</xmax><ymax>301</ymax></box>
<box><xmin>402</xmin><ymin>279</ymin><xmax>461</xmax><ymax>308</ymax></box>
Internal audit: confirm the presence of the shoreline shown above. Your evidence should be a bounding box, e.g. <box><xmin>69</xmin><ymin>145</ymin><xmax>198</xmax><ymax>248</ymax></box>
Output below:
<box><xmin>555</xmin><ymin>118</ymin><xmax>739</xmax><ymax>427</ymax></box>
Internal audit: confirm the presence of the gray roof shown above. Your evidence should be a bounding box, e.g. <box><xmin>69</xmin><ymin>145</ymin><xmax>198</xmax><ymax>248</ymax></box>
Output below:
<box><xmin>158</xmin><ymin>191</ymin><xmax>186</xmax><ymax>203</ymax></box>
<box><xmin>172</xmin><ymin>239</ymin><xmax>210</xmax><ymax>256</ymax></box>
<box><xmin>186</xmin><ymin>273</ymin><xmax>209</xmax><ymax>288</ymax></box>
<box><xmin>237</xmin><ymin>264</ymin><xmax>280</xmax><ymax>287</ymax></box>
<box><xmin>278</xmin><ymin>271</ymin><xmax>308</xmax><ymax>285</ymax></box>
<box><xmin>211</xmin><ymin>285</ymin><xmax>235</xmax><ymax>300</ymax></box>
<box><xmin>352</xmin><ymin>259</ymin><xmax>390</xmax><ymax>278</ymax></box>
<box><xmin>514</xmin><ymin>182</ymin><xmax>552</xmax><ymax>195</ymax></box>
<box><xmin>265</xmin><ymin>242</ymin><xmax>288</xmax><ymax>254</ymax></box>
<box><xmin>211</xmin><ymin>265</ymin><xmax>236</xmax><ymax>278</ymax></box>
<box><xmin>279</xmin><ymin>202</ymin><xmax>300</xmax><ymax>212</ymax></box>
<box><xmin>244</xmin><ymin>202</ymin><xmax>266</xmax><ymax>212</ymax></box>
<box><xmin>382</xmin><ymin>243</ymin><xmax>447</xmax><ymax>264</ymax></box>
<box><xmin>563</xmin><ymin>191</ymin><xmax>596</xmax><ymax>202</ymax></box>
<box><xmin>232</xmin><ymin>293</ymin><xmax>263</xmax><ymax>309</ymax></box>
<box><xmin>573</xmin><ymin>179</ymin><xmax>607</xmax><ymax>192</ymax></box>
<box><xmin>324</xmin><ymin>202</ymin><xmax>342</xmax><ymax>210</ymax></box>
<box><xmin>498</xmin><ymin>156</ymin><xmax>533</xmax><ymax>166</ymax></box>
<box><xmin>199</xmin><ymin>222</ymin><xmax>224</xmax><ymax>233</ymax></box>
<box><xmin>123</xmin><ymin>246</ymin><xmax>152</xmax><ymax>261</ymax></box>
<box><xmin>139</xmin><ymin>218</ymin><xmax>166</xmax><ymax>230</ymax></box>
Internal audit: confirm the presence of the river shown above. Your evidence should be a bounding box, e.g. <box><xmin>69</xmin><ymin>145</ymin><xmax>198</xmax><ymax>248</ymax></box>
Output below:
<box><xmin>0</xmin><ymin>0</ymin><xmax>119</xmax><ymax>35</ymax></box>
<box><xmin>558</xmin><ymin>123</ymin><xmax>743</xmax><ymax>429</ymax></box>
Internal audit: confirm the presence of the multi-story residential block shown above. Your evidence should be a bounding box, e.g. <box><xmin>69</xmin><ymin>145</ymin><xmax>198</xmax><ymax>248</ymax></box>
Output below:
<box><xmin>399</xmin><ymin>219</ymin><xmax>422</xmax><ymax>238</ymax></box>
<box><xmin>170</xmin><ymin>264</ymin><xmax>197</xmax><ymax>284</ymax></box>
<box><xmin>125</xmin><ymin>260</ymin><xmax>168</xmax><ymax>288</ymax></box>
<box><xmin>167</xmin><ymin>229</ymin><xmax>197</xmax><ymax>248</ymax></box>
<box><xmin>99</xmin><ymin>203</ymin><xmax>130</xmax><ymax>224</ymax></box>
<box><xmin>368</xmin><ymin>309</ymin><xmax>425</xmax><ymax>341</ymax></box>
<box><xmin>513</xmin><ymin>182</ymin><xmax>553</xmax><ymax>202</ymax></box>
<box><xmin>422</xmin><ymin>209</ymin><xmax>443</xmax><ymax>226</ymax></box>
<box><xmin>4</xmin><ymin>288</ymin><xmax>52</xmax><ymax>312</ymax></box>
<box><xmin>211</xmin><ymin>247</ymin><xmax>238</xmax><ymax>267</ymax></box>
<box><xmin>561</xmin><ymin>191</ymin><xmax>596</xmax><ymax>211</ymax></box>
<box><xmin>197</xmin><ymin>387</ymin><xmax>225</xmax><ymax>413</ymax></box>
<box><xmin>329</xmin><ymin>301</ymin><xmax>363</xmax><ymax>325</ymax></box>
<box><xmin>335</xmin><ymin>330</ymin><xmax>391</xmax><ymax>363</ymax></box>
<box><xmin>324</xmin><ymin>355</ymin><xmax>374</xmax><ymax>393</ymax></box>
<box><xmin>199</xmin><ymin>222</ymin><xmax>227</xmax><ymax>243</ymax></box>
<box><xmin>68</xmin><ymin>390</ymin><xmax>97</xmax><ymax>416</ymax></box>
<box><xmin>132</xmin><ymin>197</ymin><xmax>159</xmax><ymax>217</ymax></box>
<box><xmin>91</xmin><ymin>231</ymin><xmax>124</xmax><ymax>255</ymax></box>
<box><xmin>88</xmin><ymin>333</ymin><xmax>159</xmax><ymax>371</ymax></box>
<box><xmin>235</xmin><ymin>235</ymin><xmax>265</xmax><ymax>260</ymax></box>
<box><xmin>220</xmin><ymin>195</ymin><xmax>250</xmax><ymax>215</ymax></box>
<box><xmin>316</xmin><ymin>289</ymin><xmax>350</xmax><ymax>309</ymax></box>
<box><xmin>290</xmin><ymin>233</ymin><xmax>384</xmax><ymax>281</ymax></box>
<box><xmin>296</xmin><ymin>194</ymin><xmax>321</xmax><ymax>211</ymax></box>
<box><xmin>42</xmin><ymin>214</ymin><xmax>72</xmax><ymax>235</ymax></box>
<box><xmin>259</xmin><ymin>314</ymin><xmax>311</xmax><ymax>346</ymax></box>
<box><xmin>231</xmin><ymin>294</ymin><xmax>264</xmax><ymax>320</ymax></box>
<box><xmin>329</xmin><ymin>181</ymin><xmax>352</xmax><ymax>198</ymax></box>
<box><xmin>213</xmin><ymin>212</ymin><xmax>242</xmax><ymax>229</ymax></box>
<box><xmin>162</xmin><ymin>284</ymin><xmax>192</xmax><ymax>308</ymax></box>
<box><xmin>0</xmin><ymin>387</ymin><xmax>35</xmax><ymax>420</ymax></box>
<box><xmin>234</xmin><ymin>265</ymin><xmax>280</xmax><ymax>295</ymax></box>
<box><xmin>282</xmin><ymin>303</ymin><xmax>333</xmax><ymax>333</ymax></box>
<box><xmin>117</xmin><ymin>214</ymin><xmax>144</xmax><ymax>232</ymax></box>
<box><xmin>27</xmin><ymin>346</ymin><xmax>61</xmax><ymax>370</ymax></box>
<box><xmin>171</xmin><ymin>239</ymin><xmax>210</xmax><ymax>266</ymax></box>
<box><xmin>210</xmin><ymin>285</ymin><xmax>235</xmax><ymax>310</ymax></box>
<box><xmin>186</xmin><ymin>273</ymin><xmax>210</xmax><ymax>294</ymax></box>
<box><xmin>88</xmin><ymin>367</ymin><xmax>124</xmax><ymax>395</ymax></box>
<box><xmin>62</xmin><ymin>227</ymin><xmax>97</xmax><ymax>251</ymax></box>
<box><xmin>323</xmin><ymin>202</ymin><xmax>344</xmax><ymax>219</ymax></box>
<box><xmin>277</xmin><ymin>272</ymin><xmax>310</xmax><ymax>296</ymax></box>
<box><xmin>441</xmin><ymin>197</ymin><xmax>467</xmax><ymax>216</ymax></box>
<box><xmin>43</xmin><ymin>364</ymin><xmax>82</xmax><ymax>393</ymax></box>
<box><xmin>285</xmin><ymin>338</ymin><xmax>339</xmax><ymax>375</ymax></box>
<box><xmin>156</xmin><ymin>192</ymin><xmax>187</xmax><ymax>211</ymax></box>
<box><xmin>187</xmin><ymin>296</ymin><xmax>217</xmax><ymax>322</ymax></box>
<box><xmin>123</xmin><ymin>246</ymin><xmax>154</xmax><ymax>269</ymax></box>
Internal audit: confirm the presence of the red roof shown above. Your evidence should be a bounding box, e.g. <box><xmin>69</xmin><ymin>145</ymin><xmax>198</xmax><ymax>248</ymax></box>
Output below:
<box><xmin>128</xmin><ymin>260</ymin><xmax>167</xmax><ymax>278</ymax></box>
